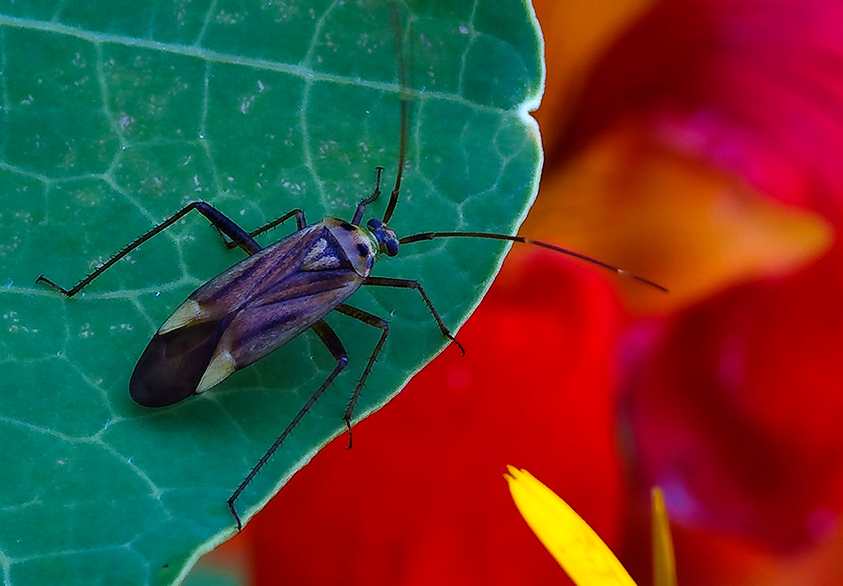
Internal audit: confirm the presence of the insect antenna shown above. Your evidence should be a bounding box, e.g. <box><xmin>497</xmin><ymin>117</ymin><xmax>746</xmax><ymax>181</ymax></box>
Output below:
<box><xmin>399</xmin><ymin>231</ymin><xmax>668</xmax><ymax>292</ymax></box>
<box><xmin>381</xmin><ymin>0</ymin><xmax>410</xmax><ymax>225</ymax></box>
<box><xmin>349</xmin><ymin>2</ymin><xmax>409</xmax><ymax>227</ymax></box>
<box><xmin>381</xmin><ymin>91</ymin><xmax>408</xmax><ymax>224</ymax></box>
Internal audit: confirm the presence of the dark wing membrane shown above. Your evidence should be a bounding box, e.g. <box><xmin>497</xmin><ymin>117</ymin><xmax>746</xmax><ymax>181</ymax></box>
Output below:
<box><xmin>130</xmin><ymin>317</ymin><xmax>230</xmax><ymax>407</ymax></box>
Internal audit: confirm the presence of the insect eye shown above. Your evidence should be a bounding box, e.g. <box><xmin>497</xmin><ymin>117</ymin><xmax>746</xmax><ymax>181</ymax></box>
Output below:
<box><xmin>367</xmin><ymin>218</ymin><xmax>399</xmax><ymax>257</ymax></box>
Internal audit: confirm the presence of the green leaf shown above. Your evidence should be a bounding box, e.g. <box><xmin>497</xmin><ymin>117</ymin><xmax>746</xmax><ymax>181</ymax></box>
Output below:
<box><xmin>0</xmin><ymin>0</ymin><xmax>543</xmax><ymax>584</ymax></box>
<box><xmin>181</xmin><ymin>559</ymin><xmax>245</xmax><ymax>586</ymax></box>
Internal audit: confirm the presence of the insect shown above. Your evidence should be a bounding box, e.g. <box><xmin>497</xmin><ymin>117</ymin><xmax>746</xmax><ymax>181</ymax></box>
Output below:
<box><xmin>36</xmin><ymin>5</ymin><xmax>665</xmax><ymax>530</ymax></box>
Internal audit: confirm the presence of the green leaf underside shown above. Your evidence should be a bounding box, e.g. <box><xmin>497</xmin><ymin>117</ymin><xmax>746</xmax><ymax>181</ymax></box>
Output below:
<box><xmin>0</xmin><ymin>1</ymin><xmax>543</xmax><ymax>585</ymax></box>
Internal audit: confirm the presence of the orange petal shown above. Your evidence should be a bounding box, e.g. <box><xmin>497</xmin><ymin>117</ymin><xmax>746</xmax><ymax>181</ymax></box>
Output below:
<box><xmin>522</xmin><ymin>126</ymin><xmax>832</xmax><ymax>313</ymax></box>
<box><xmin>533</xmin><ymin>0</ymin><xmax>657</xmax><ymax>151</ymax></box>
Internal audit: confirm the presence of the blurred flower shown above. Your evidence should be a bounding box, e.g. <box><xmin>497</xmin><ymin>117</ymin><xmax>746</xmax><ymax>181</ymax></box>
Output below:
<box><xmin>527</xmin><ymin>0</ymin><xmax>843</xmax><ymax>582</ymax></box>
<box><xmin>241</xmin><ymin>0</ymin><xmax>843</xmax><ymax>584</ymax></box>
<box><xmin>527</xmin><ymin>0</ymin><xmax>832</xmax><ymax>312</ymax></box>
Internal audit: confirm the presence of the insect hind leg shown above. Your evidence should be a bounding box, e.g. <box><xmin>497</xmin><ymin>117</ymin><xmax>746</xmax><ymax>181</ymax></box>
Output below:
<box><xmin>36</xmin><ymin>202</ymin><xmax>261</xmax><ymax>297</ymax></box>
<box><xmin>227</xmin><ymin>319</ymin><xmax>348</xmax><ymax>530</ymax></box>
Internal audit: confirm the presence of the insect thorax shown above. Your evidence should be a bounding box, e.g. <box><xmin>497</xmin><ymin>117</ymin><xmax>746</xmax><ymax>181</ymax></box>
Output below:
<box><xmin>321</xmin><ymin>217</ymin><xmax>381</xmax><ymax>277</ymax></box>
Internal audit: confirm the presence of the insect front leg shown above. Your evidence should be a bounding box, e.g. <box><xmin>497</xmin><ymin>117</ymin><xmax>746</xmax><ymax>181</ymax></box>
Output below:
<box><xmin>333</xmin><ymin>303</ymin><xmax>390</xmax><ymax>449</ymax></box>
<box><xmin>219</xmin><ymin>208</ymin><xmax>308</xmax><ymax>249</ymax></box>
<box><xmin>227</xmin><ymin>319</ymin><xmax>348</xmax><ymax>531</ymax></box>
<box><xmin>364</xmin><ymin>276</ymin><xmax>465</xmax><ymax>354</ymax></box>
<box><xmin>350</xmin><ymin>167</ymin><xmax>385</xmax><ymax>225</ymax></box>
<box><xmin>36</xmin><ymin>202</ymin><xmax>262</xmax><ymax>297</ymax></box>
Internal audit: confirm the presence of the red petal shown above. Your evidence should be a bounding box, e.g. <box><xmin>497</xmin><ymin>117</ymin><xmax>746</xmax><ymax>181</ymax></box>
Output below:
<box><xmin>249</xmin><ymin>250</ymin><xmax>628</xmax><ymax>585</ymax></box>
<box><xmin>624</xmin><ymin>246</ymin><xmax>843</xmax><ymax>552</ymax></box>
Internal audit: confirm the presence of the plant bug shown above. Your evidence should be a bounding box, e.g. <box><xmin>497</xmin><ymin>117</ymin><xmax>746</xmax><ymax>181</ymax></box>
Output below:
<box><xmin>35</xmin><ymin>4</ymin><xmax>665</xmax><ymax>531</ymax></box>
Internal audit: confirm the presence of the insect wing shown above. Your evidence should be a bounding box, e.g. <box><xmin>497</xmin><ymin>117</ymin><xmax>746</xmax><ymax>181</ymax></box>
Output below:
<box><xmin>130</xmin><ymin>317</ymin><xmax>231</xmax><ymax>407</ymax></box>
<box><xmin>130</xmin><ymin>222</ymin><xmax>369</xmax><ymax>407</ymax></box>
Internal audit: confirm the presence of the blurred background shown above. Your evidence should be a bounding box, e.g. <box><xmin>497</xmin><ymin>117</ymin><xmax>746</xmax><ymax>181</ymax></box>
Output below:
<box><xmin>201</xmin><ymin>0</ymin><xmax>843</xmax><ymax>583</ymax></box>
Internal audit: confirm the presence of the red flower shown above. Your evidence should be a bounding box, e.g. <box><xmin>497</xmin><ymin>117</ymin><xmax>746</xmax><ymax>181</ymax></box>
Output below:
<box><xmin>530</xmin><ymin>0</ymin><xmax>843</xmax><ymax>582</ymax></box>
<box><xmin>249</xmin><ymin>249</ymin><xmax>630</xmax><ymax>585</ymax></box>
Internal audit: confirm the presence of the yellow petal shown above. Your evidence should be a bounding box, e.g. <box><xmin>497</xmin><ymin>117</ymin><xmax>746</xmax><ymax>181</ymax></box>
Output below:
<box><xmin>651</xmin><ymin>488</ymin><xmax>677</xmax><ymax>586</ymax></box>
<box><xmin>505</xmin><ymin>466</ymin><xmax>638</xmax><ymax>586</ymax></box>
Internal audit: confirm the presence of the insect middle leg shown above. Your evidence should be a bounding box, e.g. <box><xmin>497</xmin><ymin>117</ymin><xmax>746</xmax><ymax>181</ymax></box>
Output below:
<box><xmin>37</xmin><ymin>202</ymin><xmax>262</xmax><ymax>297</ymax></box>
<box><xmin>364</xmin><ymin>276</ymin><xmax>465</xmax><ymax>354</ymax></box>
<box><xmin>227</xmin><ymin>318</ymin><xmax>348</xmax><ymax>530</ymax></box>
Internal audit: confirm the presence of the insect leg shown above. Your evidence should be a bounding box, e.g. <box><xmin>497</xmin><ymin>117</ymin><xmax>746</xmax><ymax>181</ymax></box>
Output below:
<box><xmin>333</xmin><ymin>303</ymin><xmax>390</xmax><ymax>448</ymax></box>
<box><xmin>364</xmin><ymin>276</ymin><xmax>465</xmax><ymax>355</ymax></box>
<box><xmin>37</xmin><ymin>202</ymin><xmax>261</xmax><ymax>297</ymax></box>
<box><xmin>227</xmin><ymin>319</ymin><xmax>348</xmax><ymax>530</ymax></box>
<box><xmin>219</xmin><ymin>208</ymin><xmax>307</xmax><ymax>249</ymax></box>
<box><xmin>350</xmin><ymin>167</ymin><xmax>385</xmax><ymax>225</ymax></box>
